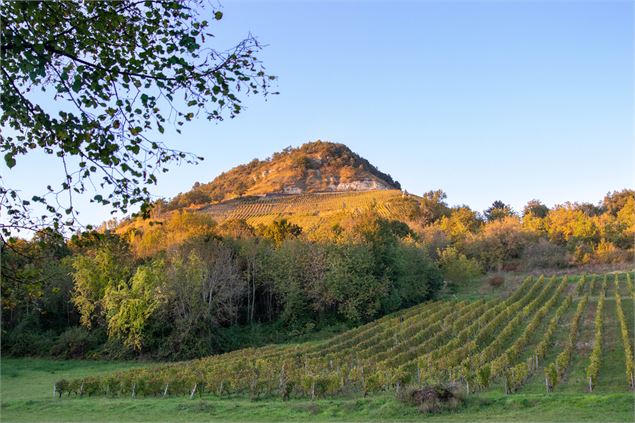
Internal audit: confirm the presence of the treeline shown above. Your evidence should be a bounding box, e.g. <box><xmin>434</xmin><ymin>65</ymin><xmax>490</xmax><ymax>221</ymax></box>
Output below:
<box><xmin>1</xmin><ymin>189</ymin><xmax>632</xmax><ymax>361</ymax></box>
<box><xmin>414</xmin><ymin>189</ymin><xmax>634</xmax><ymax>280</ymax></box>
<box><xmin>1</xmin><ymin>212</ymin><xmax>442</xmax><ymax>360</ymax></box>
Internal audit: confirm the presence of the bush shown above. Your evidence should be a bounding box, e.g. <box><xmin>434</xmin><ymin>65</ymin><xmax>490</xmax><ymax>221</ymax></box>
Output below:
<box><xmin>488</xmin><ymin>275</ymin><xmax>505</xmax><ymax>288</ymax></box>
<box><xmin>437</xmin><ymin>247</ymin><xmax>483</xmax><ymax>288</ymax></box>
<box><xmin>399</xmin><ymin>384</ymin><xmax>464</xmax><ymax>414</ymax></box>
<box><xmin>50</xmin><ymin>327</ymin><xmax>100</xmax><ymax>359</ymax></box>
<box><xmin>521</xmin><ymin>238</ymin><xmax>569</xmax><ymax>270</ymax></box>
<box><xmin>2</xmin><ymin>317</ymin><xmax>55</xmax><ymax>356</ymax></box>
<box><xmin>594</xmin><ymin>239</ymin><xmax>628</xmax><ymax>264</ymax></box>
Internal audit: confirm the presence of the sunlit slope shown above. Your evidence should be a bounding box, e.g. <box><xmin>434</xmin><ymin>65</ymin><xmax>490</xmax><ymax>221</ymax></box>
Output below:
<box><xmin>193</xmin><ymin>189</ymin><xmax>415</xmax><ymax>228</ymax></box>
<box><xmin>64</xmin><ymin>273</ymin><xmax>634</xmax><ymax>399</ymax></box>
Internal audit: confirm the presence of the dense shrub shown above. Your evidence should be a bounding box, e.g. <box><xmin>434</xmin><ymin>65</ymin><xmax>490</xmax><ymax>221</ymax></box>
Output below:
<box><xmin>437</xmin><ymin>247</ymin><xmax>483</xmax><ymax>287</ymax></box>
<box><xmin>3</xmin><ymin>323</ymin><xmax>55</xmax><ymax>357</ymax></box>
<box><xmin>521</xmin><ymin>238</ymin><xmax>569</xmax><ymax>270</ymax></box>
<box><xmin>594</xmin><ymin>239</ymin><xmax>628</xmax><ymax>264</ymax></box>
<box><xmin>50</xmin><ymin>327</ymin><xmax>100</xmax><ymax>359</ymax></box>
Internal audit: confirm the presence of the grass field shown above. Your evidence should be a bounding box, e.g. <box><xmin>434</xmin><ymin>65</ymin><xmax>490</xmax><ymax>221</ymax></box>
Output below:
<box><xmin>1</xmin><ymin>358</ymin><xmax>633</xmax><ymax>422</ymax></box>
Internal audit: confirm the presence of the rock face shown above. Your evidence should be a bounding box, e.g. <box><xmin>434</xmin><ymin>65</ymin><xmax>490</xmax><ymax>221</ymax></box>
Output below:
<box><xmin>167</xmin><ymin>141</ymin><xmax>401</xmax><ymax>208</ymax></box>
<box><xmin>334</xmin><ymin>179</ymin><xmax>391</xmax><ymax>191</ymax></box>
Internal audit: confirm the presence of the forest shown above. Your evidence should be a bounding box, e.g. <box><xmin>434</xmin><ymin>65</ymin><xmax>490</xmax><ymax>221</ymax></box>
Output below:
<box><xmin>2</xmin><ymin>188</ymin><xmax>632</xmax><ymax>361</ymax></box>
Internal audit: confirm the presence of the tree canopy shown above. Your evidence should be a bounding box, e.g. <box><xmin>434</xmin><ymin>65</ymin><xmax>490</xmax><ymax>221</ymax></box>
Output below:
<box><xmin>1</xmin><ymin>0</ymin><xmax>276</xmax><ymax>236</ymax></box>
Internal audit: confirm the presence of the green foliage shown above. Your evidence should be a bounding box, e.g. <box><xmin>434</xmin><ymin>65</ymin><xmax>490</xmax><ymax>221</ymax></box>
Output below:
<box><xmin>4</xmin><ymin>357</ymin><xmax>635</xmax><ymax>422</ymax></box>
<box><xmin>104</xmin><ymin>260</ymin><xmax>167</xmax><ymax>351</ymax></box>
<box><xmin>520</xmin><ymin>239</ymin><xmax>569</xmax><ymax>270</ymax></box>
<box><xmin>544</xmin><ymin>363</ymin><xmax>558</xmax><ymax>392</ymax></box>
<box><xmin>614</xmin><ymin>289</ymin><xmax>635</xmax><ymax>388</ymax></box>
<box><xmin>50</xmin><ymin>327</ymin><xmax>101</xmax><ymax>359</ymax></box>
<box><xmin>1</xmin><ymin>316</ymin><xmax>56</xmax><ymax>356</ymax></box>
<box><xmin>1</xmin><ymin>229</ymin><xmax>73</xmax><ymax>330</ymax></box>
<box><xmin>1</xmin><ymin>0</ymin><xmax>276</xmax><ymax>234</ymax></box>
<box><xmin>419</xmin><ymin>190</ymin><xmax>450</xmax><ymax>225</ymax></box>
<box><xmin>484</xmin><ymin>201</ymin><xmax>515</xmax><ymax>222</ymax></box>
<box><xmin>437</xmin><ymin>247</ymin><xmax>483</xmax><ymax>286</ymax></box>
<box><xmin>523</xmin><ymin>199</ymin><xmax>550</xmax><ymax>219</ymax></box>
<box><xmin>66</xmin><ymin>274</ymin><xmax>624</xmax><ymax>401</ymax></box>
<box><xmin>586</xmin><ymin>287</ymin><xmax>605</xmax><ymax>391</ymax></box>
<box><xmin>324</xmin><ymin>243</ymin><xmax>385</xmax><ymax>322</ymax></box>
<box><xmin>70</xmin><ymin>233</ymin><xmax>134</xmax><ymax>328</ymax></box>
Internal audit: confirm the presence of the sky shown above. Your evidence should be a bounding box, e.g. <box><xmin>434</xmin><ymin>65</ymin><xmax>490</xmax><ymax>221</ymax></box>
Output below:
<box><xmin>3</xmin><ymin>0</ymin><xmax>633</xmax><ymax>229</ymax></box>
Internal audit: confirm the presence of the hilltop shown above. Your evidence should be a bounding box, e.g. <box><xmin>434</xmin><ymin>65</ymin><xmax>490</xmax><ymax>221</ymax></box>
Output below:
<box><xmin>166</xmin><ymin>141</ymin><xmax>401</xmax><ymax>209</ymax></box>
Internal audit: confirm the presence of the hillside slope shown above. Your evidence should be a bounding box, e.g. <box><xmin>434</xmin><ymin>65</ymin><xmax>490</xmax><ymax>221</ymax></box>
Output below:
<box><xmin>66</xmin><ymin>273</ymin><xmax>635</xmax><ymax>399</ymax></box>
<box><xmin>193</xmin><ymin>189</ymin><xmax>419</xmax><ymax>230</ymax></box>
<box><xmin>167</xmin><ymin>141</ymin><xmax>401</xmax><ymax>208</ymax></box>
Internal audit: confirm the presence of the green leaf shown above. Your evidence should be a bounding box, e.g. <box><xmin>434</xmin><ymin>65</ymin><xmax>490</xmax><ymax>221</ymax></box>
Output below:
<box><xmin>71</xmin><ymin>76</ymin><xmax>82</xmax><ymax>93</ymax></box>
<box><xmin>4</xmin><ymin>153</ymin><xmax>16</xmax><ymax>168</ymax></box>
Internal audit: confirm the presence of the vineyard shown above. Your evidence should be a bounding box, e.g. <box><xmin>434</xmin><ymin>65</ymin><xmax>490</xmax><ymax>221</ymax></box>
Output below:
<box><xmin>57</xmin><ymin>273</ymin><xmax>634</xmax><ymax>401</ymax></box>
<box><xmin>193</xmin><ymin>190</ymin><xmax>415</xmax><ymax>229</ymax></box>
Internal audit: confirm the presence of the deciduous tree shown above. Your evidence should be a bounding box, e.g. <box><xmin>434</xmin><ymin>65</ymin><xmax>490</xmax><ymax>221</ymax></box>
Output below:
<box><xmin>1</xmin><ymin>0</ymin><xmax>276</xmax><ymax>235</ymax></box>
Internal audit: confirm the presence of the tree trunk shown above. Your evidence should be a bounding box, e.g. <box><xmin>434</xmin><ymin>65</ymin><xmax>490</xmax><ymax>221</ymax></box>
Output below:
<box><xmin>247</xmin><ymin>275</ymin><xmax>251</xmax><ymax>325</ymax></box>
<box><xmin>251</xmin><ymin>265</ymin><xmax>256</xmax><ymax>323</ymax></box>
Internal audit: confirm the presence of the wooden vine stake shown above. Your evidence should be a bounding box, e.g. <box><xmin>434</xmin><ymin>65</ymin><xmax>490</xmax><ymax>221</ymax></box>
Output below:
<box><xmin>190</xmin><ymin>383</ymin><xmax>197</xmax><ymax>399</ymax></box>
<box><xmin>163</xmin><ymin>383</ymin><xmax>169</xmax><ymax>397</ymax></box>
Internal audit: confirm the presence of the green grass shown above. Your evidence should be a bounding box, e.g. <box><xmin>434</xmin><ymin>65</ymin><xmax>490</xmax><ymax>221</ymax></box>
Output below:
<box><xmin>2</xmin><ymin>358</ymin><xmax>633</xmax><ymax>422</ymax></box>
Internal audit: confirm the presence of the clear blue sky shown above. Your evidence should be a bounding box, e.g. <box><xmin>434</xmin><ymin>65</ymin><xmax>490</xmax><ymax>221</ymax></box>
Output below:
<box><xmin>4</xmin><ymin>0</ymin><xmax>633</xmax><ymax>228</ymax></box>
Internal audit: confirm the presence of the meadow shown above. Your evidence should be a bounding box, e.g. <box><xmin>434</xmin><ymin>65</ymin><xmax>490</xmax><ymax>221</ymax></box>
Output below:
<box><xmin>1</xmin><ymin>358</ymin><xmax>633</xmax><ymax>422</ymax></box>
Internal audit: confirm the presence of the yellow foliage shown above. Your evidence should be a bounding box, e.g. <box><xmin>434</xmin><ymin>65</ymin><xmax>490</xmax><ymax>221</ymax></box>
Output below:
<box><xmin>120</xmin><ymin>211</ymin><xmax>217</xmax><ymax>258</ymax></box>
<box><xmin>522</xmin><ymin>214</ymin><xmax>545</xmax><ymax>234</ymax></box>
<box><xmin>545</xmin><ymin>206</ymin><xmax>598</xmax><ymax>243</ymax></box>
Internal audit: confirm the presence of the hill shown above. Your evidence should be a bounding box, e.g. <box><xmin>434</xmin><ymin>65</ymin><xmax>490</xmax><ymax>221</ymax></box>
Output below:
<box><xmin>166</xmin><ymin>141</ymin><xmax>401</xmax><ymax>208</ymax></box>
